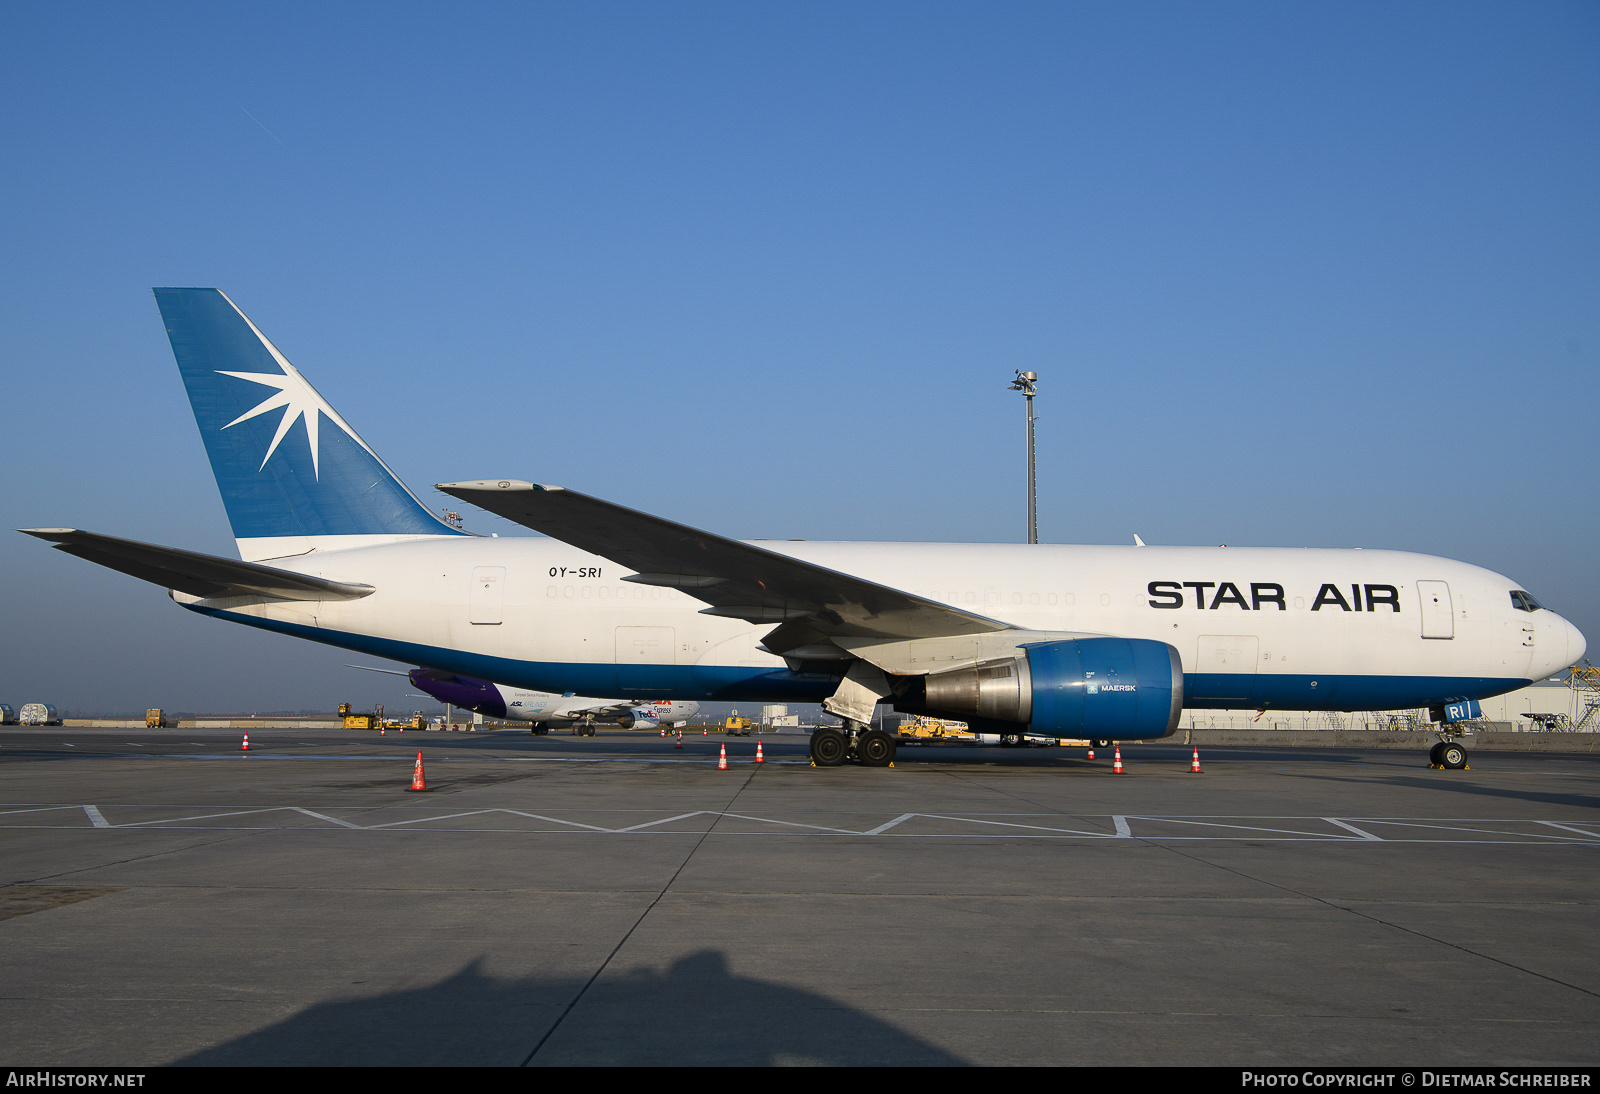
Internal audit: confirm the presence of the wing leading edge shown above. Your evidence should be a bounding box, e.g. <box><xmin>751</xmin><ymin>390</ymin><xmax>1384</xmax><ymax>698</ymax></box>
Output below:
<box><xmin>434</xmin><ymin>480</ymin><xmax>1010</xmax><ymax>646</ymax></box>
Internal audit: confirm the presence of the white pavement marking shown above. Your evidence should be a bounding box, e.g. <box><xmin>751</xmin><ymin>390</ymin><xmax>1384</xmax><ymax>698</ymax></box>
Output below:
<box><xmin>863</xmin><ymin>813</ymin><xmax>918</xmax><ymax>835</ymax></box>
<box><xmin>1534</xmin><ymin>820</ymin><xmax>1600</xmax><ymax>841</ymax></box>
<box><xmin>116</xmin><ymin>808</ymin><xmax>297</xmax><ymax>827</ymax></box>
<box><xmin>368</xmin><ymin>809</ymin><xmax>616</xmax><ymax>832</ymax></box>
<box><xmin>717</xmin><ymin>812</ymin><xmax>872</xmax><ymax>835</ymax></box>
<box><xmin>919</xmin><ymin>813</ymin><xmax>1114</xmax><ymax>837</ymax></box>
<box><xmin>613</xmin><ymin>812</ymin><xmax>714</xmax><ymax>832</ymax></box>
<box><xmin>1324</xmin><ymin>818</ymin><xmax>1384</xmax><ymax>840</ymax></box>
<box><xmin>290</xmin><ymin>807</ymin><xmax>365</xmax><ymax>829</ymax></box>
<box><xmin>1364</xmin><ymin>819</ymin><xmax>1587</xmax><ymax>842</ymax></box>
<box><xmin>6</xmin><ymin>807</ymin><xmax>1600</xmax><ymax>843</ymax></box>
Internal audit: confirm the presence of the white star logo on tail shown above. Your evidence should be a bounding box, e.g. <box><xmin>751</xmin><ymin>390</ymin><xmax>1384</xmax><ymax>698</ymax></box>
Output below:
<box><xmin>214</xmin><ymin>295</ymin><xmax>380</xmax><ymax>480</ymax></box>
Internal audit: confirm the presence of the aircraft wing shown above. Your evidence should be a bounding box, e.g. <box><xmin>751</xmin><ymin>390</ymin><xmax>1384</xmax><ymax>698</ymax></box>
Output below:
<box><xmin>435</xmin><ymin>480</ymin><xmax>1010</xmax><ymax>643</ymax></box>
<box><xmin>18</xmin><ymin>529</ymin><xmax>375</xmax><ymax>602</ymax></box>
<box><xmin>564</xmin><ymin>701</ymin><xmax>635</xmax><ymax>717</ymax></box>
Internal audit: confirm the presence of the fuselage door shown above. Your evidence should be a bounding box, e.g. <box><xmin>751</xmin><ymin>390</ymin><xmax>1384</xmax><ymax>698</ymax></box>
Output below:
<box><xmin>616</xmin><ymin>626</ymin><xmax>677</xmax><ymax>691</ymax></box>
<box><xmin>1192</xmin><ymin>635</ymin><xmax>1259</xmax><ymax>700</ymax></box>
<box><xmin>1416</xmin><ymin>580</ymin><xmax>1454</xmax><ymax>639</ymax></box>
<box><xmin>470</xmin><ymin>566</ymin><xmax>505</xmax><ymax>625</ymax></box>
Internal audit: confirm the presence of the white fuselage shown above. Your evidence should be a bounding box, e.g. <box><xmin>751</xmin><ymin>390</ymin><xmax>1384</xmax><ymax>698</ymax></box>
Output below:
<box><xmin>499</xmin><ymin>691</ymin><xmax>700</xmax><ymax>725</ymax></box>
<box><xmin>174</xmin><ymin>537</ymin><xmax>1584</xmax><ymax>714</ymax></box>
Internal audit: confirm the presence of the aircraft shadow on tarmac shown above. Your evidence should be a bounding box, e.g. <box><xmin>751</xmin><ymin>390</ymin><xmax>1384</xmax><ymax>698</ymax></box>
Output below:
<box><xmin>1285</xmin><ymin>769</ymin><xmax>1600</xmax><ymax>812</ymax></box>
<box><xmin>173</xmin><ymin>949</ymin><xmax>968</xmax><ymax>1067</ymax></box>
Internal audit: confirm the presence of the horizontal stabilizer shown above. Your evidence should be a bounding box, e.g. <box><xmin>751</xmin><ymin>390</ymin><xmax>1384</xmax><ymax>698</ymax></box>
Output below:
<box><xmin>18</xmin><ymin>529</ymin><xmax>375</xmax><ymax>602</ymax></box>
<box><xmin>435</xmin><ymin>480</ymin><xmax>1009</xmax><ymax>642</ymax></box>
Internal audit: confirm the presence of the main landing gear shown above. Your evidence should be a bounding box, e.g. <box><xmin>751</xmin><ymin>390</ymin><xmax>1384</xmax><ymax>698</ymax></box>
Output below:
<box><xmin>810</xmin><ymin>721</ymin><xmax>897</xmax><ymax>768</ymax></box>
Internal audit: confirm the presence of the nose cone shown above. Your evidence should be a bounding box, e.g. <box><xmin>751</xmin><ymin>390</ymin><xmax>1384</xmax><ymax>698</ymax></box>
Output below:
<box><xmin>1533</xmin><ymin>613</ymin><xmax>1586</xmax><ymax>680</ymax></box>
<box><xmin>1563</xmin><ymin>614</ymin><xmax>1587</xmax><ymax>668</ymax></box>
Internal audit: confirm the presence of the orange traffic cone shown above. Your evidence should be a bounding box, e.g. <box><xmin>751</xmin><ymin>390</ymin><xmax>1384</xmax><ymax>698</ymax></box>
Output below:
<box><xmin>1112</xmin><ymin>746</ymin><xmax>1124</xmax><ymax>774</ymax></box>
<box><xmin>675</xmin><ymin>731</ymin><xmax>683</xmax><ymax>749</ymax></box>
<box><xmin>755</xmin><ymin>740</ymin><xmax>764</xmax><ymax>764</ymax></box>
<box><xmin>380</xmin><ymin>726</ymin><xmax>385</xmax><ymax>736</ymax></box>
<box><xmin>718</xmin><ymin>742</ymin><xmax>727</xmax><ymax>770</ymax></box>
<box><xmin>407</xmin><ymin>751</ymin><xmax>430</xmax><ymax>792</ymax></box>
<box><xmin>660</xmin><ymin>727</ymin><xmax>666</xmax><ymax>737</ymax></box>
<box><xmin>241</xmin><ymin>734</ymin><xmax>249</xmax><ymax>751</ymax></box>
<box><xmin>1087</xmin><ymin>747</ymin><xmax>1094</xmax><ymax>760</ymax></box>
<box><xmin>1190</xmin><ymin>748</ymin><xmax>1203</xmax><ymax>773</ymax></box>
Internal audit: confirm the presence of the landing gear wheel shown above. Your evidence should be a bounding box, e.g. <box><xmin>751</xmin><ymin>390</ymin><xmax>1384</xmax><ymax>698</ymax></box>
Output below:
<box><xmin>810</xmin><ymin>728</ymin><xmax>848</xmax><ymax>767</ymax></box>
<box><xmin>858</xmin><ymin>729</ymin><xmax>896</xmax><ymax>767</ymax></box>
<box><xmin>1000</xmin><ymin>732</ymin><xmax>1023</xmax><ymax>748</ymax></box>
<box><xmin>1428</xmin><ymin>742</ymin><xmax>1444</xmax><ymax>766</ymax></box>
<box><xmin>1439</xmin><ymin>742</ymin><xmax>1468</xmax><ymax>770</ymax></box>
<box><xmin>1093</xmin><ymin>739</ymin><xmax>1113</xmax><ymax>750</ymax></box>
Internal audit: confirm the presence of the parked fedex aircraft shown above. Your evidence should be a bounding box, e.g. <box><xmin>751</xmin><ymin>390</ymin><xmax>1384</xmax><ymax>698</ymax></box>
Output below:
<box><xmin>350</xmin><ymin>664</ymin><xmax>698</xmax><ymax>733</ymax></box>
<box><xmin>20</xmin><ymin>289</ymin><xmax>1587</xmax><ymax>770</ymax></box>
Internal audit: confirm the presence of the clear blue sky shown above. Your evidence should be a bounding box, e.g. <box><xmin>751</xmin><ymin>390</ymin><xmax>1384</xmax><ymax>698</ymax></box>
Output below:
<box><xmin>3</xmin><ymin>1</ymin><xmax>1596</xmax><ymax>713</ymax></box>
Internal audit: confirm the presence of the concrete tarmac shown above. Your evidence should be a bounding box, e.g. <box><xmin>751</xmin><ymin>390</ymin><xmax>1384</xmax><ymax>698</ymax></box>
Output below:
<box><xmin>0</xmin><ymin>727</ymin><xmax>1596</xmax><ymax>1067</ymax></box>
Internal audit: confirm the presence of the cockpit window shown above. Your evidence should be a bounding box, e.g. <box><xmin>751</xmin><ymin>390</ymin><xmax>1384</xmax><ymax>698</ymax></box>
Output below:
<box><xmin>1510</xmin><ymin>590</ymin><xmax>1544</xmax><ymax>612</ymax></box>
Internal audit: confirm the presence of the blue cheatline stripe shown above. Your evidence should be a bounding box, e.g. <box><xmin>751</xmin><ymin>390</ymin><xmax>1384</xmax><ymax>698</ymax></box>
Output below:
<box><xmin>184</xmin><ymin>604</ymin><xmax>1531</xmax><ymax>736</ymax></box>
<box><xmin>183</xmin><ymin>605</ymin><xmax>845</xmax><ymax>702</ymax></box>
<box><xmin>153</xmin><ymin>288</ymin><xmax>466</xmax><ymax>541</ymax></box>
<box><xmin>1179</xmin><ymin>673</ymin><xmax>1529</xmax><ymax>712</ymax></box>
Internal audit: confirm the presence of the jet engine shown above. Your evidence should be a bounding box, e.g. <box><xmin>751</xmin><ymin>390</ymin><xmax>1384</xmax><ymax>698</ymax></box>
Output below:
<box><xmin>616</xmin><ymin>708</ymin><xmax>661</xmax><ymax>730</ymax></box>
<box><xmin>916</xmin><ymin>636</ymin><xmax>1183</xmax><ymax>739</ymax></box>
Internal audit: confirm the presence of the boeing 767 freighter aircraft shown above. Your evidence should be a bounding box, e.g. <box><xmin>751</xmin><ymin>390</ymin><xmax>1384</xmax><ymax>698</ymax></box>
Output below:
<box><xmin>21</xmin><ymin>289</ymin><xmax>1586</xmax><ymax>769</ymax></box>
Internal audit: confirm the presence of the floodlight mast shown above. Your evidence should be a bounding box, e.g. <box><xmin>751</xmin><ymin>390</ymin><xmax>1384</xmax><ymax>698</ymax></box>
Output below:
<box><xmin>1009</xmin><ymin>370</ymin><xmax>1038</xmax><ymax>544</ymax></box>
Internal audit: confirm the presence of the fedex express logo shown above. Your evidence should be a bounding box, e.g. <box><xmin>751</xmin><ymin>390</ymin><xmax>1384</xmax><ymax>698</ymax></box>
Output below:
<box><xmin>1147</xmin><ymin>581</ymin><xmax>1401</xmax><ymax>612</ymax></box>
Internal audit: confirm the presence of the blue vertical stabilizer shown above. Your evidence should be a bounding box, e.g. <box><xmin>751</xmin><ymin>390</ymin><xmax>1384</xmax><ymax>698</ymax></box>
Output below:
<box><xmin>154</xmin><ymin>288</ymin><xmax>465</xmax><ymax>547</ymax></box>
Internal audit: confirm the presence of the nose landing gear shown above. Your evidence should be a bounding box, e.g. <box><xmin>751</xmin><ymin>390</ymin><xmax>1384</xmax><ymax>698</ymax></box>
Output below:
<box><xmin>1429</xmin><ymin>739</ymin><xmax>1469</xmax><ymax>770</ymax></box>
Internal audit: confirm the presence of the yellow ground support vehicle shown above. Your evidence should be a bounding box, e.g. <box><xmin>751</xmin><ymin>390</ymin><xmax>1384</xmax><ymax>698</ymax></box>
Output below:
<box><xmin>896</xmin><ymin>715</ymin><xmax>977</xmax><ymax>741</ymax></box>
<box><xmin>723</xmin><ymin>716</ymin><xmax>756</xmax><ymax>736</ymax></box>
<box><xmin>145</xmin><ymin>708</ymin><xmax>165</xmax><ymax>729</ymax></box>
<box><xmin>897</xmin><ymin>715</ymin><xmax>1083</xmax><ymax>748</ymax></box>
<box><xmin>339</xmin><ymin>702</ymin><xmax>383</xmax><ymax>730</ymax></box>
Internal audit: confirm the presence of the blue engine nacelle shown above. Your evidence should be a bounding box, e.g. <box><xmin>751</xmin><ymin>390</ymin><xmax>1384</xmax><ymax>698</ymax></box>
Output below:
<box><xmin>919</xmin><ymin>637</ymin><xmax>1183</xmax><ymax>740</ymax></box>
